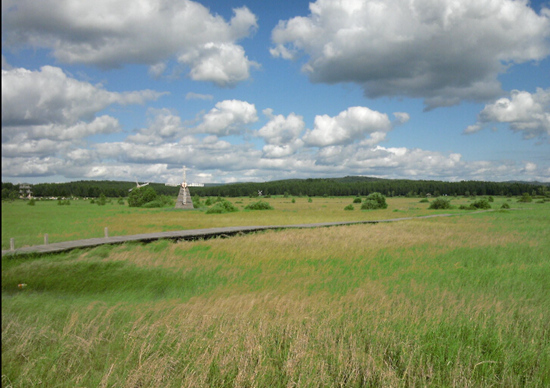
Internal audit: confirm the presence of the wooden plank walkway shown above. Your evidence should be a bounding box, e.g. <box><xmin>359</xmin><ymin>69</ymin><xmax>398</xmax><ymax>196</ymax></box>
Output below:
<box><xmin>2</xmin><ymin>214</ymin><xmax>456</xmax><ymax>257</ymax></box>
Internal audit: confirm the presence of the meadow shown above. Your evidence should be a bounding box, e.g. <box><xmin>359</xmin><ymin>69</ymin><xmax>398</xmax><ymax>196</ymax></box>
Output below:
<box><xmin>2</xmin><ymin>196</ymin><xmax>549</xmax><ymax>387</ymax></box>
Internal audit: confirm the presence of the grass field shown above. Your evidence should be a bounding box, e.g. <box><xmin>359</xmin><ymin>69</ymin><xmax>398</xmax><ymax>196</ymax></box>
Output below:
<box><xmin>0</xmin><ymin>195</ymin><xmax>516</xmax><ymax>250</ymax></box>
<box><xmin>2</xmin><ymin>196</ymin><xmax>549</xmax><ymax>386</ymax></box>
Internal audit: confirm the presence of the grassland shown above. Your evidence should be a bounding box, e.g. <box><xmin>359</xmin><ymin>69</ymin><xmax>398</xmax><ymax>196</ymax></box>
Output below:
<box><xmin>0</xmin><ymin>196</ymin><xmax>514</xmax><ymax>250</ymax></box>
<box><xmin>2</xmin><ymin>196</ymin><xmax>549</xmax><ymax>387</ymax></box>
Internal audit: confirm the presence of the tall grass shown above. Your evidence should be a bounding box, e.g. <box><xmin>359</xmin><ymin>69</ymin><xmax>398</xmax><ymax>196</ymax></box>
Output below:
<box><xmin>2</xmin><ymin>196</ymin><xmax>508</xmax><ymax>250</ymax></box>
<box><xmin>2</xmin><ymin>200</ymin><xmax>549</xmax><ymax>386</ymax></box>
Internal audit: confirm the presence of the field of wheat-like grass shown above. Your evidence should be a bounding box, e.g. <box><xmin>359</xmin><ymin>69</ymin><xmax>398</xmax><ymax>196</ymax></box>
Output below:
<box><xmin>2</xmin><ymin>197</ymin><xmax>549</xmax><ymax>386</ymax></box>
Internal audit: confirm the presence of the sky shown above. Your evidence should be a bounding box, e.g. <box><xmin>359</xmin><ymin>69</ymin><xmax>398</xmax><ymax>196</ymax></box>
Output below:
<box><xmin>2</xmin><ymin>0</ymin><xmax>550</xmax><ymax>185</ymax></box>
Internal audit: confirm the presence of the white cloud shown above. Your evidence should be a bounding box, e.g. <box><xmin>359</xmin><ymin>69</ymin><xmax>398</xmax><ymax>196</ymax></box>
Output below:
<box><xmin>195</xmin><ymin>100</ymin><xmax>258</xmax><ymax>136</ymax></box>
<box><xmin>2</xmin><ymin>0</ymin><xmax>259</xmax><ymax>86</ymax></box>
<box><xmin>302</xmin><ymin>106</ymin><xmax>392</xmax><ymax>147</ymax></box>
<box><xmin>258</xmin><ymin>109</ymin><xmax>305</xmax><ymax>144</ymax></box>
<box><xmin>1</xmin><ymin>66</ymin><xmax>164</xmax><ymax>127</ymax></box>
<box><xmin>466</xmin><ymin>88</ymin><xmax>550</xmax><ymax>140</ymax></box>
<box><xmin>271</xmin><ymin>0</ymin><xmax>550</xmax><ymax>108</ymax></box>
<box><xmin>186</xmin><ymin>92</ymin><xmax>214</xmax><ymax>101</ymax></box>
<box><xmin>179</xmin><ymin>42</ymin><xmax>259</xmax><ymax>87</ymax></box>
<box><xmin>1</xmin><ymin>65</ymin><xmax>163</xmax><ymax>161</ymax></box>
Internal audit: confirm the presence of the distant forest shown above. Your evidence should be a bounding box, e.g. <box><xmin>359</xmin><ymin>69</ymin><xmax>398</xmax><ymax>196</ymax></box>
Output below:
<box><xmin>2</xmin><ymin>177</ymin><xmax>548</xmax><ymax>200</ymax></box>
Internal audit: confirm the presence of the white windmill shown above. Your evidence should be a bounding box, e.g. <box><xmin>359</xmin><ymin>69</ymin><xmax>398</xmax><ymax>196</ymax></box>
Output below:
<box><xmin>129</xmin><ymin>179</ymin><xmax>150</xmax><ymax>192</ymax></box>
<box><xmin>166</xmin><ymin>165</ymin><xmax>196</xmax><ymax>209</ymax></box>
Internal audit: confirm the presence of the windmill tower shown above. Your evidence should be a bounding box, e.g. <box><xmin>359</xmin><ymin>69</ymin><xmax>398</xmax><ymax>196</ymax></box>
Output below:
<box><xmin>175</xmin><ymin>166</ymin><xmax>194</xmax><ymax>209</ymax></box>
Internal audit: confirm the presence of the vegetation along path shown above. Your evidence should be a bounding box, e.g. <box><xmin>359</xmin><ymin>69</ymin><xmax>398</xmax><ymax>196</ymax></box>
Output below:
<box><xmin>1</xmin><ymin>213</ymin><xmax>467</xmax><ymax>257</ymax></box>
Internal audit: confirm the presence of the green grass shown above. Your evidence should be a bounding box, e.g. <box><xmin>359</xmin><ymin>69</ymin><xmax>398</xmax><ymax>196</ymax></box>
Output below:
<box><xmin>2</xmin><ymin>197</ymin><xmax>549</xmax><ymax>386</ymax></box>
<box><xmin>2</xmin><ymin>196</ymin><xmax>528</xmax><ymax>250</ymax></box>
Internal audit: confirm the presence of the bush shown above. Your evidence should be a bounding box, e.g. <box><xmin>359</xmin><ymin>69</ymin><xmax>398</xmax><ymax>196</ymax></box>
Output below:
<box><xmin>128</xmin><ymin>186</ymin><xmax>157</xmax><ymax>207</ymax></box>
<box><xmin>96</xmin><ymin>193</ymin><xmax>107</xmax><ymax>206</ymax></box>
<box><xmin>344</xmin><ymin>204</ymin><xmax>354</xmax><ymax>211</ymax></box>
<box><xmin>428</xmin><ymin>197</ymin><xmax>451</xmax><ymax>209</ymax></box>
<box><xmin>192</xmin><ymin>195</ymin><xmax>201</xmax><ymax>208</ymax></box>
<box><xmin>117</xmin><ymin>197</ymin><xmax>125</xmax><ymax>205</ymax></box>
<box><xmin>419</xmin><ymin>198</ymin><xmax>429</xmax><ymax>203</ymax></box>
<box><xmin>205</xmin><ymin>197</ymin><xmax>214</xmax><ymax>206</ymax></box>
<box><xmin>501</xmin><ymin>202</ymin><xmax>510</xmax><ymax>209</ymax></box>
<box><xmin>471</xmin><ymin>198</ymin><xmax>491</xmax><ymax>209</ymax></box>
<box><xmin>361</xmin><ymin>192</ymin><xmax>388</xmax><ymax>210</ymax></box>
<box><xmin>308</xmin><ymin>197</ymin><xmax>312</xmax><ymax>203</ymax></box>
<box><xmin>245</xmin><ymin>200</ymin><xmax>273</xmax><ymax>210</ymax></box>
<box><xmin>353</xmin><ymin>197</ymin><xmax>362</xmax><ymax>203</ymax></box>
<box><xmin>518</xmin><ymin>193</ymin><xmax>532</xmax><ymax>203</ymax></box>
<box><xmin>206</xmin><ymin>200</ymin><xmax>238</xmax><ymax>214</ymax></box>
<box><xmin>27</xmin><ymin>198</ymin><xmax>36</xmax><ymax>206</ymax></box>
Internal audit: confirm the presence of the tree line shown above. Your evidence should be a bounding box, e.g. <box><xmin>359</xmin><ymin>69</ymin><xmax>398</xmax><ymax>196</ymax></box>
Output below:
<box><xmin>190</xmin><ymin>177</ymin><xmax>548</xmax><ymax>198</ymax></box>
<box><xmin>2</xmin><ymin>177</ymin><xmax>548</xmax><ymax>201</ymax></box>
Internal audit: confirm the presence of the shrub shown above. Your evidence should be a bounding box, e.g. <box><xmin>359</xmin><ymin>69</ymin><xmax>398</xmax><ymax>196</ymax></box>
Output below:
<box><xmin>361</xmin><ymin>192</ymin><xmax>388</xmax><ymax>210</ymax></box>
<box><xmin>344</xmin><ymin>204</ymin><xmax>354</xmax><ymax>211</ymax></box>
<box><xmin>291</xmin><ymin>198</ymin><xmax>296</xmax><ymax>203</ymax></box>
<box><xmin>245</xmin><ymin>200</ymin><xmax>273</xmax><ymax>210</ymax></box>
<box><xmin>501</xmin><ymin>202</ymin><xmax>510</xmax><ymax>209</ymax></box>
<box><xmin>308</xmin><ymin>197</ymin><xmax>313</xmax><ymax>203</ymax></box>
<box><xmin>96</xmin><ymin>193</ymin><xmax>107</xmax><ymax>206</ymax></box>
<box><xmin>27</xmin><ymin>198</ymin><xmax>36</xmax><ymax>206</ymax></box>
<box><xmin>419</xmin><ymin>198</ymin><xmax>429</xmax><ymax>203</ymax></box>
<box><xmin>117</xmin><ymin>197</ymin><xmax>125</xmax><ymax>205</ymax></box>
<box><xmin>471</xmin><ymin>198</ymin><xmax>491</xmax><ymax>209</ymax></box>
<box><xmin>128</xmin><ymin>186</ymin><xmax>157</xmax><ymax>207</ymax></box>
<box><xmin>205</xmin><ymin>197</ymin><xmax>214</xmax><ymax>206</ymax></box>
<box><xmin>192</xmin><ymin>195</ymin><xmax>201</xmax><ymax>208</ymax></box>
<box><xmin>141</xmin><ymin>199</ymin><xmax>164</xmax><ymax>208</ymax></box>
<box><xmin>518</xmin><ymin>193</ymin><xmax>532</xmax><ymax>203</ymax></box>
<box><xmin>428</xmin><ymin>197</ymin><xmax>451</xmax><ymax>209</ymax></box>
<box><xmin>353</xmin><ymin>197</ymin><xmax>362</xmax><ymax>203</ymax></box>
<box><xmin>206</xmin><ymin>200</ymin><xmax>238</xmax><ymax>214</ymax></box>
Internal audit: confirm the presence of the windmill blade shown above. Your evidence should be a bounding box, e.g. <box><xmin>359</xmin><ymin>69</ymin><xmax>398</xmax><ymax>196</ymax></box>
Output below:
<box><xmin>142</xmin><ymin>182</ymin><xmax>150</xmax><ymax>187</ymax></box>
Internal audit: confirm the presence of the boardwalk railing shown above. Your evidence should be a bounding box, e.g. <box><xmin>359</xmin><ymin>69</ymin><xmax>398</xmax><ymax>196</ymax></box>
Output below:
<box><xmin>2</xmin><ymin>214</ymin><xmax>458</xmax><ymax>257</ymax></box>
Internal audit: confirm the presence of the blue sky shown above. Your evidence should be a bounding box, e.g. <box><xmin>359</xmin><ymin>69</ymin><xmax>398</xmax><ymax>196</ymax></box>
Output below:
<box><xmin>2</xmin><ymin>0</ymin><xmax>549</xmax><ymax>185</ymax></box>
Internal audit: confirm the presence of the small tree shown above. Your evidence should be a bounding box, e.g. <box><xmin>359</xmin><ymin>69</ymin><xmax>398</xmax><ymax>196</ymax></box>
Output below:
<box><xmin>206</xmin><ymin>199</ymin><xmax>238</xmax><ymax>214</ymax></box>
<box><xmin>97</xmin><ymin>193</ymin><xmax>107</xmax><ymax>206</ymax></box>
<box><xmin>344</xmin><ymin>204</ymin><xmax>354</xmax><ymax>211</ymax></box>
<box><xmin>361</xmin><ymin>192</ymin><xmax>388</xmax><ymax>210</ymax></box>
<box><xmin>128</xmin><ymin>186</ymin><xmax>157</xmax><ymax>207</ymax></box>
<box><xmin>353</xmin><ymin>197</ymin><xmax>362</xmax><ymax>203</ymax></box>
<box><xmin>518</xmin><ymin>192</ymin><xmax>532</xmax><ymax>203</ymax></box>
<box><xmin>428</xmin><ymin>197</ymin><xmax>451</xmax><ymax>209</ymax></box>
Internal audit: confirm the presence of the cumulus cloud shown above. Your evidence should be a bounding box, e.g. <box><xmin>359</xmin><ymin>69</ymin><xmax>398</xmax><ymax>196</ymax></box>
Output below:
<box><xmin>271</xmin><ymin>0</ymin><xmax>550</xmax><ymax>108</ymax></box>
<box><xmin>2</xmin><ymin>66</ymin><xmax>163</xmax><ymax>127</ymax></box>
<box><xmin>1</xmin><ymin>65</ymin><xmax>163</xmax><ymax>161</ymax></box>
<box><xmin>2</xmin><ymin>0</ymin><xmax>259</xmax><ymax>86</ymax></box>
<box><xmin>466</xmin><ymin>88</ymin><xmax>550</xmax><ymax>140</ymax></box>
<box><xmin>302</xmin><ymin>106</ymin><xmax>393</xmax><ymax>147</ymax></box>
<box><xmin>258</xmin><ymin>109</ymin><xmax>305</xmax><ymax>157</ymax></box>
<box><xmin>194</xmin><ymin>100</ymin><xmax>258</xmax><ymax>136</ymax></box>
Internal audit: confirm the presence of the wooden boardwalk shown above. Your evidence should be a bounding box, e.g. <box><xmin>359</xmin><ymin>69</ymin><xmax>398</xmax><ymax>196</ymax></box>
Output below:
<box><xmin>2</xmin><ymin>214</ymin><xmax>455</xmax><ymax>257</ymax></box>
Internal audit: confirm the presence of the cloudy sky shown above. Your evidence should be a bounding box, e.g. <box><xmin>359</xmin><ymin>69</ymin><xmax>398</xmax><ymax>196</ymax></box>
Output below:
<box><xmin>2</xmin><ymin>0</ymin><xmax>549</xmax><ymax>185</ymax></box>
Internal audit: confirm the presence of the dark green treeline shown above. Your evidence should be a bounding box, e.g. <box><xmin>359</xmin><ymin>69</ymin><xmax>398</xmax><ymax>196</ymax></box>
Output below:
<box><xmin>4</xmin><ymin>176</ymin><xmax>546</xmax><ymax>200</ymax></box>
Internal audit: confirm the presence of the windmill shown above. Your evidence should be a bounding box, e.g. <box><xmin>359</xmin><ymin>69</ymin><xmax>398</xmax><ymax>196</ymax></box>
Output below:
<box><xmin>129</xmin><ymin>179</ymin><xmax>150</xmax><ymax>192</ymax></box>
<box><xmin>166</xmin><ymin>166</ymin><xmax>195</xmax><ymax>209</ymax></box>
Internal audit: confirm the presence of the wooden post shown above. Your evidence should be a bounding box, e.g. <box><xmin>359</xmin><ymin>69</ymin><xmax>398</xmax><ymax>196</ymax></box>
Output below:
<box><xmin>44</xmin><ymin>234</ymin><xmax>49</xmax><ymax>245</ymax></box>
<box><xmin>104</xmin><ymin>227</ymin><xmax>109</xmax><ymax>238</ymax></box>
<box><xmin>10</xmin><ymin>238</ymin><xmax>15</xmax><ymax>251</ymax></box>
